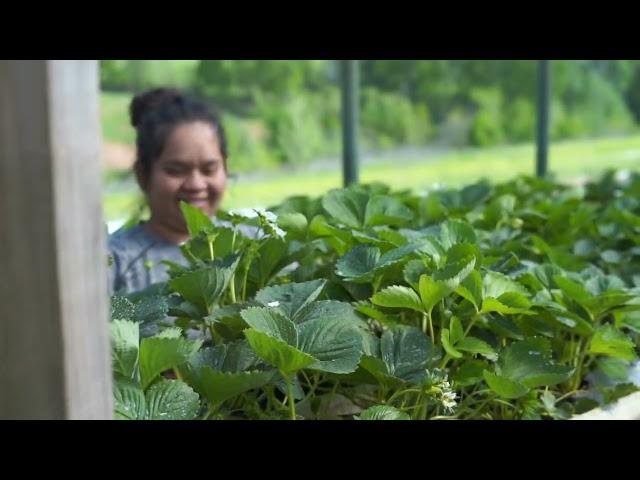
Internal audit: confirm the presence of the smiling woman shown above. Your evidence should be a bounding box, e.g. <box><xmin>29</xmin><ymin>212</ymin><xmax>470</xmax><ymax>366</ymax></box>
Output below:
<box><xmin>108</xmin><ymin>88</ymin><xmax>230</xmax><ymax>295</ymax></box>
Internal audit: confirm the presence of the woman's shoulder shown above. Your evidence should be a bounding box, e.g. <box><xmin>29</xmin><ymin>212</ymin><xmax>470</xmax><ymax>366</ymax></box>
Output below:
<box><xmin>108</xmin><ymin>223</ymin><xmax>151</xmax><ymax>254</ymax></box>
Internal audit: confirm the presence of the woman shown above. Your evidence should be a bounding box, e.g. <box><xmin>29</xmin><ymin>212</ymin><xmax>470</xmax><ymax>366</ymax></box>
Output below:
<box><xmin>108</xmin><ymin>88</ymin><xmax>229</xmax><ymax>295</ymax></box>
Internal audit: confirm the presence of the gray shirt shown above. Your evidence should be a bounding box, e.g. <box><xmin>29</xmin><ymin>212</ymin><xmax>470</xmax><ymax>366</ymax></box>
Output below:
<box><xmin>108</xmin><ymin>220</ymin><xmax>260</xmax><ymax>296</ymax></box>
<box><xmin>108</xmin><ymin>223</ymin><xmax>186</xmax><ymax>296</ymax></box>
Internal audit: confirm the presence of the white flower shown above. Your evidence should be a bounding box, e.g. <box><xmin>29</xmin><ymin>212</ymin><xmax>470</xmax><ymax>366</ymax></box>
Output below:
<box><xmin>267</xmin><ymin>301</ymin><xmax>280</xmax><ymax>308</ymax></box>
<box><xmin>440</xmin><ymin>390</ymin><xmax>458</xmax><ymax>413</ymax></box>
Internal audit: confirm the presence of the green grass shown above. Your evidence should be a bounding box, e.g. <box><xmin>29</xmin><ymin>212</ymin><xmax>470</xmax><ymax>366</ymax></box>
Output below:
<box><xmin>103</xmin><ymin>134</ymin><xmax>640</xmax><ymax>222</ymax></box>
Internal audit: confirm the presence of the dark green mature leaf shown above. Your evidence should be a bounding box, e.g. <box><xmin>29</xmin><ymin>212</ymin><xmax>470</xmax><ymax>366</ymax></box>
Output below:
<box><xmin>335</xmin><ymin>245</ymin><xmax>380</xmax><ymax>282</ymax></box>
<box><xmin>240</xmin><ymin>307</ymin><xmax>298</xmax><ymax>346</ymax></box>
<box><xmin>404</xmin><ymin>259</ymin><xmax>429</xmax><ymax>290</ymax></box>
<box><xmin>440</xmin><ymin>219</ymin><xmax>476</xmax><ymax>249</ymax></box>
<box><xmin>111</xmin><ymin>296</ymin><xmax>136</xmax><ymax>320</ymax></box>
<box><xmin>297</xmin><ymin>318</ymin><xmax>363</xmax><ymax>374</ymax></box>
<box><xmin>380</xmin><ymin>326</ymin><xmax>433</xmax><ymax>384</ymax></box>
<box><xmin>170</xmin><ymin>256</ymin><xmax>239</xmax><ymax>313</ymax></box>
<box><xmin>365</xmin><ymin>195</ymin><xmax>414</xmax><ymax>227</ymax></box>
<box><xmin>249</xmin><ymin>238</ymin><xmax>290</xmax><ymax>286</ymax></box>
<box><xmin>244</xmin><ymin>329</ymin><xmax>315</xmax><ymax>376</ymax></box>
<box><xmin>255</xmin><ymin>279</ymin><xmax>326</xmax><ymax>319</ymax></box>
<box><xmin>322</xmin><ymin>188</ymin><xmax>369</xmax><ymax>229</ymax></box>
<box><xmin>499</xmin><ymin>338</ymin><xmax>574</xmax><ymax>388</ymax></box>
<box><xmin>192</xmin><ymin>368</ymin><xmax>276</xmax><ymax>405</ymax></box>
<box><xmin>145</xmin><ymin>380</ymin><xmax>200</xmax><ymax>420</ymax></box>
<box><xmin>113</xmin><ymin>378</ymin><xmax>146</xmax><ymax>420</ymax></box>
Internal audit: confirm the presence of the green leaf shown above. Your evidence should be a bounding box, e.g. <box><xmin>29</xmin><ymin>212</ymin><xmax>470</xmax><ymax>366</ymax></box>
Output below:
<box><xmin>133</xmin><ymin>295</ymin><xmax>169</xmax><ymax>325</ymax></box>
<box><xmin>483</xmin><ymin>271</ymin><xmax>529</xmax><ymax>298</ymax></box>
<box><xmin>403</xmin><ymin>259</ymin><xmax>429</xmax><ymax>291</ymax></box>
<box><xmin>481</xmin><ymin>292</ymin><xmax>533</xmax><ymax>315</ymax></box>
<box><xmin>139</xmin><ymin>336</ymin><xmax>202</xmax><ymax>389</ymax></box>
<box><xmin>356</xmin><ymin>405</ymin><xmax>410</xmax><ymax>420</ymax></box>
<box><xmin>297</xmin><ymin>318</ymin><xmax>363</xmax><ymax>374</ymax></box>
<box><xmin>449</xmin><ymin>317</ymin><xmax>464</xmax><ymax>345</ymax></box>
<box><xmin>249</xmin><ymin>238</ymin><xmax>290</xmax><ymax>286</ymax></box>
<box><xmin>418</xmin><ymin>275</ymin><xmax>451</xmax><ymax>313</ymax></box>
<box><xmin>499</xmin><ymin>338</ymin><xmax>574</xmax><ymax>388</ymax></box>
<box><xmin>455</xmin><ymin>270</ymin><xmax>483</xmax><ymax>311</ymax></box>
<box><xmin>432</xmin><ymin>255</ymin><xmax>476</xmax><ymax>289</ymax></box>
<box><xmin>335</xmin><ymin>245</ymin><xmax>380</xmax><ymax>282</ymax></box>
<box><xmin>190</xmin><ymin>368</ymin><xmax>276</xmax><ymax>405</ymax></box>
<box><xmin>277</xmin><ymin>212</ymin><xmax>308</xmax><ymax>240</ymax></box>
<box><xmin>589</xmin><ymin>325</ymin><xmax>637</xmax><ymax>361</ymax></box>
<box><xmin>113</xmin><ymin>378</ymin><xmax>146</xmax><ymax>420</ymax></box>
<box><xmin>441</xmin><ymin>329</ymin><xmax>463</xmax><ymax>359</ymax></box>
<box><xmin>371</xmin><ymin>285</ymin><xmax>424</xmax><ymax>313</ymax></box>
<box><xmin>111</xmin><ymin>296</ymin><xmax>136</xmax><ymax>320</ymax></box>
<box><xmin>170</xmin><ymin>260</ymin><xmax>238</xmax><ymax>313</ymax></box>
<box><xmin>483</xmin><ymin>371</ymin><xmax>529</xmax><ymax>399</ymax></box>
<box><xmin>188</xmin><ymin>341</ymin><xmax>262</xmax><ymax>374</ymax></box>
<box><xmin>364</xmin><ymin>195</ymin><xmax>414</xmax><ymax>227</ymax></box>
<box><xmin>145</xmin><ymin>380</ymin><xmax>200</xmax><ymax>420</ymax></box>
<box><xmin>308</xmin><ymin>215</ymin><xmax>352</xmax><ymax>252</ymax></box>
<box><xmin>358</xmin><ymin>355</ymin><xmax>405</xmax><ymax>388</ymax></box>
<box><xmin>553</xmin><ymin>275</ymin><xmax>592</xmax><ymax>305</ymax></box>
<box><xmin>240</xmin><ymin>307</ymin><xmax>298</xmax><ymax>346</ymax></box>
<box><xmin>440</xmin><ymin>219</ymin><xmax>476</xmax><ymax>249</ymax></box>
<box><xmin>601</xmin><ymin>249</ymin><xmax>622</xmax><ymax>264</ymax></box>
<box><xmin>293</xmin><ymin>300</ymin><xmax>370</xmax><ymax>338</ymax></box>
<box><xmin>380</xmin><ymin>326</ymin><xmax>433</xmax><ymax>384</ymax></box>
<box><xmin>417</xmin><ymin>236</ymin><xmax>446</xmax><ymax>267</ymax></box>
<box><xmin>110</xmin><ymin>320</ymin><xmax>140</xmax><ymax>380</ymax></box>
<box><xmin>456</xmin><ymin>337</ymin><xmax>498</xmax><ymax>361</ymax></box>
<box><xmin>244</xmin><ymin>329</ymin><xmax>315</xmax><ymax>376</ymax></box>
<box><xmin>255</xmin><ymin>279</ymin><xmax>326</xmax><ymax>320</ymax></box>
<box><xmin>322</xmin><ymin>188</ymin><xmax>369</xmax><ymax>229</ymax></box>
<box><xmin>454</xmin><ymin>360</ymin><xmax>488</xmax><ymax>387</ymax></box>
<box><xmin>354</xmin><ymin>301</ymin><xmax>392</xmax><ymax>326</ymax></box>
<box><xmin>377</xmin><ymin>243</ymin><xmax>424</xmax><ymax>269</ymax></box>
<box><xmin>618</xmin><ymin>310</ymin><xmax>640</xmax><ymax>334</ymax></box>
<box><xmin>180</xmin><ymin>201</ymin><xmax>215</xmax><ymax>237</ymax></box>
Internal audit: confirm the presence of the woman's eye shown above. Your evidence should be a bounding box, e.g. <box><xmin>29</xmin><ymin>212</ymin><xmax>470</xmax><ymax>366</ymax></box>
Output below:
<box><xmin>202</xmin><ymin>165</ymin><xmax>219</xmax><ymax>176</ymax></box>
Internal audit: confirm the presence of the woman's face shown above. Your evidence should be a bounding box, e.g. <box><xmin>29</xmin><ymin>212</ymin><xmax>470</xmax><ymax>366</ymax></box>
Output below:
<box><xmin>142</xmin><ymin>121</ymin><xmax>227</xmax><ymax>234</ymax></box>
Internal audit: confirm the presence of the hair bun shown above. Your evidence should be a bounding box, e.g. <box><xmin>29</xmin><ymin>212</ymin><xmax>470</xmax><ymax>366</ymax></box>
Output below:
<box><xmin>129</xmin><ymin>88</ymin><xmax>183</xmax><ymax>128</ymax></box>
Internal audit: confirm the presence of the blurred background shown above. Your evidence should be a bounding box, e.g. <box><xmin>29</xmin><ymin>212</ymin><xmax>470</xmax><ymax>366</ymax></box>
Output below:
<box><xmin>100</xmin><ymin>60</ymin><xmax>640</xmax><ymax>231</ymax></box>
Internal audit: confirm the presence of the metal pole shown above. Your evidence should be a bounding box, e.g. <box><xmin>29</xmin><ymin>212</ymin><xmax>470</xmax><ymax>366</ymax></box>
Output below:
<box><xmin>536</xmin><ymin>60</ymin><xmax>550</xmax><ymax>177</ymax></box>
<box><xmin>340</xmin><ymin>60</ymin><xmax>359</xmax><ymax>186</ymax></box>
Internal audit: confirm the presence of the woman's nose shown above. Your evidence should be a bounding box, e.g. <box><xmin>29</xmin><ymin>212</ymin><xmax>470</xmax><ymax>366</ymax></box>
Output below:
<box><xmin>183</xmin><ymin>171</ymin><xmax>207</xmax><ymax>190</ymax></box>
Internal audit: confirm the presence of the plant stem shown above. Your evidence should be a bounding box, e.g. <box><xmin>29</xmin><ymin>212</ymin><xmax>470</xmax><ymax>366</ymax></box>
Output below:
<box><xmin>285</xmin><ymin>374</ymin><xmax>297</xmax><ymax>420</ymax></box>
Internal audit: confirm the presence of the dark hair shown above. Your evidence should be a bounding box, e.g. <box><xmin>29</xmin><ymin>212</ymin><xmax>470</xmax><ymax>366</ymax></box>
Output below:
<box><xmin>129</xmin><ymin>88</ymin><xmax>228</xmax><ymax>178</ymax></box>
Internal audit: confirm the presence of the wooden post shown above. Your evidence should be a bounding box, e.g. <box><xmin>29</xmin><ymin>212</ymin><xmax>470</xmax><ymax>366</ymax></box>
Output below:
<box><xmin>0</xmin><ymin>60</ymin><xmax>113</xmax><ymax>419</ymax></box>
